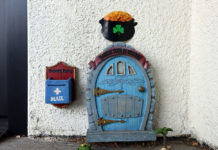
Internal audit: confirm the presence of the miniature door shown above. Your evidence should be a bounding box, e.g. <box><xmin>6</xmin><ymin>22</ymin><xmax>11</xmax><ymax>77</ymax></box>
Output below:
<box><xmin>95</xmin><ymin>56</ymin><xmax>148</xmax><ymax>131</ymax></box>
<box><xmin>86</xmin><ymin>45</ymin><xmax>156</xmax><ymax>142</ymax></box>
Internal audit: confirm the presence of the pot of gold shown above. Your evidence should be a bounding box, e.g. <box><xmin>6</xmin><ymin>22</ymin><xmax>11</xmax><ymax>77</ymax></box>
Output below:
<box><xmin>99</xmin><ymin>11</ymin><xmax>137</xmax><ymax>42</ymax></box>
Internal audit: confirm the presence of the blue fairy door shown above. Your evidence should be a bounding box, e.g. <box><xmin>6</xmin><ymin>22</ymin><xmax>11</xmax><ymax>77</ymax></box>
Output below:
<box><xmin>95</xmin><ymin>56</ymin><xmax>150</xmax><ymax>131</ymax></box>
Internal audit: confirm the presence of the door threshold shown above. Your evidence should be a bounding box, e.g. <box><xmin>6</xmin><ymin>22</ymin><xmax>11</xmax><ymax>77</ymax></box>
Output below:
<box><xmin>87</xmin><ymin>130</ymin><xmax>156</xmax><ymax>143</ymax></box>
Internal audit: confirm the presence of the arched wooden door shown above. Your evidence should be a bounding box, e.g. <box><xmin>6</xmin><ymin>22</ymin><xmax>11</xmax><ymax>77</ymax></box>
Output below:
<box><xmin>95</xmin><ymin>56</ymin><xmax>150</xmax><ymax>131</ymax></box>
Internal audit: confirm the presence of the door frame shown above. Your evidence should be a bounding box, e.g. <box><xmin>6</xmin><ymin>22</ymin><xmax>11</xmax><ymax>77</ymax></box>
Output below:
<box><xmin>94</xmin><ymin>56</ymin><xmax>151</xmax><ymax>131</ymax></box>
<box><xmin>86</xmin><ymin>46</ymin><xmax>155</xmax><ymax>131</ymax></box>
<box><xmin>86</xmin><ymin>44</ymin><xmax>156</xmax><ymax>142</ymax></box>
<box><xmin>87</xmin><ymin>55</ymin><xmax>153</xmax><ymax>131</ymax></box>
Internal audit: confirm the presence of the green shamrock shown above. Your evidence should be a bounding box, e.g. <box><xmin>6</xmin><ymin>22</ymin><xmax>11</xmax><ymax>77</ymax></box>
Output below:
<box><xmin>113</xmin><ymin>25</ymin><xmax>124</xmax><ymax>36</ymax></box>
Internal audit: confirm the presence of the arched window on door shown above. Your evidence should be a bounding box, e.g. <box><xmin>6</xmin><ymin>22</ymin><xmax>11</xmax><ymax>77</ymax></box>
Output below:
<box><xmin>117</xmin><ymin>61</ymin><xmax>125</xmax><ymax>75</ymax></box>
<box><xmin>128</xmin><ymin>64</ymin><xmax>136</xmax><ymax>75</ymax></box>
<box><xmin>106</xmin><ymin>64</ymin><xmax>114</xmax><ymax>75</ymax></box>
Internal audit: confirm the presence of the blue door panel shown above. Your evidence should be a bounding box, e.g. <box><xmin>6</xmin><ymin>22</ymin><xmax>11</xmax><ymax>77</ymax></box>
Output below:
<box><xmin>101</xmin><ymin>95</ymin><xmax>143</xmax><ymax>118</ymax></box>
<box><xmin>96</xmin><ymin>56</ymin><xmax>148</xmax><ymax>131</ymax></box>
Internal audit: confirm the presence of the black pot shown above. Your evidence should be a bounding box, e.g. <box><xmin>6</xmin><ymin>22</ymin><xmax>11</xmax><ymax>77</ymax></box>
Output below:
<box><xmin>99</xmin><ymin>18</ymin><xmax>137</xmax><ymax>42</ymax></box>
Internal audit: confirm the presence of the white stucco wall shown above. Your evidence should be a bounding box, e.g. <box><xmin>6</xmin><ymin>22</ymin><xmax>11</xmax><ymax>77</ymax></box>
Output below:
<box><xmin>28</xmin><ymin>0</ymin><xmax>191</xmax><ymax>136</ymax></box>
<box><xmin>189</xmin><ymin>0</ymin><xmax>218</xmax><ymax>148</ymax></box>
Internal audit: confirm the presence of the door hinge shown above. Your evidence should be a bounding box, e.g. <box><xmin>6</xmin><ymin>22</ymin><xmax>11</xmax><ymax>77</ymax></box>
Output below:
<box><xmin>97</xmin><ymin>118</ymin><xmax>125</xmax><ymax>126</ymax></box>
<box><xmin>94</xmin><ymin>87</ymin><xmax>123</xmax><ymax>96</ymax></box>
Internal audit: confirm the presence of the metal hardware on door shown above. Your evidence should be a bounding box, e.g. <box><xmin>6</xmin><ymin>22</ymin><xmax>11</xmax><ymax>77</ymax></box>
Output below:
<box><xmin>94</xmin><ymin>87</ymin><xmax>123</xmax><ymax>96</ymax></box>
<box><xmin>138</xmin><ymin>86</ymin><xmax>145</xmax><ymax>92</ymax></box>
<box><xmin>97</xmin><ymin>118</ymin><xmax>125</xmax><ymax>126</ymax></box>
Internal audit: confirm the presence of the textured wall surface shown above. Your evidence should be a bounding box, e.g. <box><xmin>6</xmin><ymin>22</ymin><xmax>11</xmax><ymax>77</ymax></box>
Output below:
<box><xmin>189</xmin><ymin>0</ymin><xmax>218</xmax><ymax>148</ymax></box>
<box><xmin>28</xmin><ymin>0</ymin><xmax>191</xmax><ymax>136</ymax></box>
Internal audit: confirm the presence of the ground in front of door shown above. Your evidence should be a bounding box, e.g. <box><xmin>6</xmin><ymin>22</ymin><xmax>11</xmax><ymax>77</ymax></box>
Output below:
<box><xmin>0</xmin><ymin>136</ymin><xmax>212</xmax><ymax>150</ymax></box>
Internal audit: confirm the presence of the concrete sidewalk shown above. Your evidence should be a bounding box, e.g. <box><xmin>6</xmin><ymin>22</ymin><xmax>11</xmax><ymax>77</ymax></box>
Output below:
<box><xmin>0</xmin><ymin>136</ymin><xmax>209</xmax><ymax>150</ymax></box>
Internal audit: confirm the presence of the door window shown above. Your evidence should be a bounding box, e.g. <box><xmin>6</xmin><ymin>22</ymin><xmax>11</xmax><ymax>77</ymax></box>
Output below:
<box><xmin>128</xmin><ymin>64</ymin><xmax>136</xmax><ymax>75</ymax></box>
<box><xmin>106</xmin><ymin>62</ymin><xmax>136</xmax><ymax>76</ymax></box>
<box><xmin>106</xmin><ymin>64</ymin><xmax>114</xmax><ymax>75</ymax></box>
<box><xmin>117</xmin><ymin>61</ymin><xmax>125</xmax><ymax>75</ymax></box>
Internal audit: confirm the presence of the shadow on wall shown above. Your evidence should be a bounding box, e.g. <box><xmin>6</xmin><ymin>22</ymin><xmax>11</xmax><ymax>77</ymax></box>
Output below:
<box><xmin>69</xmin><ymin>67</ymin><xmax>85</xmax><ymax>107</ymax></box>
<box><xmin>150</xmin><ymin>67</ymin><xmax>160</xmax><ymax>130</ymax></box>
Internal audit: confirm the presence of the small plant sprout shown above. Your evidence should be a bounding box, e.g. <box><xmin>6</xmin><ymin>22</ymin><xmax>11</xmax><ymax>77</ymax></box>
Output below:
<box><xmin>155</xmin><ymin>127</ymin><xmax>173</xmax><ymax>149</ymax></box>
<box><xmin>77</xmin><ymin>144</ymin><xmax>91</xmax><ymax>150</ymax></box>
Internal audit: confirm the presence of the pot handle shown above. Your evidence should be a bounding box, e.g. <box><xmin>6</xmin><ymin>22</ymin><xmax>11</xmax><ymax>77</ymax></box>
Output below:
<box><xmin>134</xmin><ymin>22</ymin><xmax>138</xmax><ymax>26</ymax></box>
<box><xmin>99</xmin><ymin>19</ymin><xmax>104</xmax><ymax>25</ymax></box>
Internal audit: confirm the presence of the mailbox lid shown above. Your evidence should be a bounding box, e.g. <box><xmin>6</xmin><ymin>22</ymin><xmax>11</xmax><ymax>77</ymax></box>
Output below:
<box><xmin>45</xmin><ymin>78</ymin><xmax>72</xmax><ymax>104</ymax></box>
<box><xmin>46</xmin><ymin>78</ymin><xmax>71</xmax><ymax>86</ymax></box>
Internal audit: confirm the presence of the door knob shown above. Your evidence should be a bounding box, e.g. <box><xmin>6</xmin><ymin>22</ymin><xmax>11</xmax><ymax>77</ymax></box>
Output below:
<box><xmin>138</xmin><ymin>86</ymin><xmax>145</xmax><ymax>92</ymax></box>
